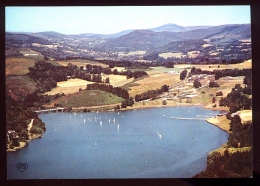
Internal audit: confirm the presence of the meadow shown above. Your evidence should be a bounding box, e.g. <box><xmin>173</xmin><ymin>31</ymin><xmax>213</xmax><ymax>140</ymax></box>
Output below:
<box><xmin>6</xmin><ymin>56</ymin><xmax>43</xmax><ymax>75</ymax></box>
<box><xmin>48</xmin><ymin>89</ymin><xmax>124</xmax><ymax>108</ymax></box>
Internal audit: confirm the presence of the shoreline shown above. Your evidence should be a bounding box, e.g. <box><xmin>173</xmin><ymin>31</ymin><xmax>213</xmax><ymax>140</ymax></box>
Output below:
<box><xmin>6</xmin><ymin>119</ymin><xmax>44</xmax><ymax>152</ymax></box>
<box><xmin>69</xmin><ymin>99</ymin><xmax>229</xmax><ymax>112</ymax></box>
<box><xmin>206</xmin><ymin>116</ymin><xmax>230</xmax><ymax>134</ymax></box>
<box><xmin>9</xmin><ymin>101</ymin><xmax>251</xmax><ymax>178</ymax></box>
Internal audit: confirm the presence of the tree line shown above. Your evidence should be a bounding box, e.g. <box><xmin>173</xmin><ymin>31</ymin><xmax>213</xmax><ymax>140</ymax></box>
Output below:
<box><xmin>86</xmin><ymin>83</ymin><xmax>130</xmax><ymax>99</ymax></box>
<box><xmin>134</xmin><ymin>85</ymin><xmax>169</xmax><ymax>102</ymax></box>
<box><xmin>27</xmin><ymin>61</ymin><xmax>149</xmax><ymax>93</ymax></box>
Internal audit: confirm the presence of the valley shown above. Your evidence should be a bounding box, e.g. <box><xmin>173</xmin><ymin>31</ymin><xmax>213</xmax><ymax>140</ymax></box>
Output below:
<box><xmin>6</xmin><ymin>22</ymin><xmax>252</xmax><ymax>178</ymax></box>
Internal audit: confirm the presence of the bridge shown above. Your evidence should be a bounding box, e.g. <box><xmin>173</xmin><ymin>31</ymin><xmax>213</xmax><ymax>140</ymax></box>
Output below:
<box><xmin>34</xmin><ymin>108</ymin><xmax>64</xmax><ymax>114</ymax></box>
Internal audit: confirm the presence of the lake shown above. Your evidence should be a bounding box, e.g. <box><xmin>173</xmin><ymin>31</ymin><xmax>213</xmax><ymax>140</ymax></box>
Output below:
<box><xmin>7</xmin><ymin>106</ymin><xmax>228</xmax><ymax>179</ymax></box>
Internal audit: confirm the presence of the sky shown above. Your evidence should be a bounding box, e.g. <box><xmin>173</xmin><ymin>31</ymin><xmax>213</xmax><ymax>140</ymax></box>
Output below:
<box><xmin>5</xmin><ymin>6</ymin><xmax>250</xmax><ymax>35</ymax></box>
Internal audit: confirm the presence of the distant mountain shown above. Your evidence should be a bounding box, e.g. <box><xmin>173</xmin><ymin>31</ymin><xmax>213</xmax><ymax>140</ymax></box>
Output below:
<box><xmin>203</xmin><ymin>24</ymin><xmax>251</xmax><ymax>41</ymax></box>
<box><xmin>6</xmin><ymin>23</ymin><xmax>251</xmax><ymax>53</ymax></box>
<box><xmin>97</xmin><ymin>24</ymin><xmax>251</xmax><ymax>52</ymax></box>
<box><xmin>98</xmin><ymin>29</ymin><xmax>185</xmax><ymax>51</ymax></box>
<box><xmin>184</xmin><ymin>26</ymin><xmax>213</xmax><ymax>30</ymax></box>
<box><xmin>149</xmin><ymin>23</ymin><xmax>187</xmax><ymax>32</ymax></box>
<box><xmin>5</xmin><ymin>32</ymin><xmax>52</xmax><ymax>45</ymax></box>
<box><xmin>25</xmin><ymin>31</ymin><xmax>68</xmax><ymax>40</ymax></box>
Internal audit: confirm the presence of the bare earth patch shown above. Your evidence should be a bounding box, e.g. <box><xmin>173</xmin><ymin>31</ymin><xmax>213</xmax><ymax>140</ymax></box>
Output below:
<box><xmin>6</xmin><ymin>57</ymin><xmax>38</xmax><ymax>75</ymax></box>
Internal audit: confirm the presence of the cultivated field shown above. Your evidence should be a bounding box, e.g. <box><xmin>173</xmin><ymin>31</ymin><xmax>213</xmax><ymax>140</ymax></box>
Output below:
<box><xmin>19</xmin><ymin>49</ymin><xmax>40</xmax><ymax>55</ymax></box>
<box><xmin>104</xmin><ymin>74</ymin><xmax>134</xmax><ymax>87</ymax></box>
<box><xmin>123</xmin><ymin>73</ymin><xmax>181</xmax><ymax>97</ymax></box>
<box><xmin>237</xmin><ymin>110</ymin><xmax>252</xmax><ymax>123</ymax></box>
<box><xmin>44</xmin><ymin>78</ymin><xmax>93</xmax><ymax>95</ymax></box>
<box><xmin>174</xmin><ymin>59</ymin><xmax>251</xmax><ymax>71</ymax></box>
<box><xmin>159</xmin><ymin>52</ymin><xmax>183</xmax><ymax>58</ymax></box>
<box><xmin>239</xmin><ymin>39</ymin><xmax>251</xmax><ymax>43</ymax></box>
<box><xmin>56</xmin><ymin>59</ymin><xmax>109</xmax><ymax>68</ymax></box>
<box><xmin>111</xmin><ymin>67</ymin><xmax>126</xmax><ymax>72</ymax></box>
<box><xmin>202</xmin><ymin>44</ymin><xmax>213</xmax><ymax>48</ymax></box>
<box><xmin>148</xmin><ymin>67</ymin><xmax>182</xmax><ymax>74</ymax></box>
<box><xmin>118</xmin><ymin>51</ymin><xmax>146</xmax><ymax>56</ymax></box>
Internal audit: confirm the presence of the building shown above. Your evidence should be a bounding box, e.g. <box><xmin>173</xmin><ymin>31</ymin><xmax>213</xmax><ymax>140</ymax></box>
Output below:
<box><xmin>7</xmin><ymin>130</ymin><xmax>18</xmax><ymax>140</ymax></box>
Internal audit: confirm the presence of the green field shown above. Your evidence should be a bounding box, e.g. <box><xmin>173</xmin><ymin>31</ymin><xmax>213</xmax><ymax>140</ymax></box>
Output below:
<box><xmin>53</xmin><ymin>89</ymin><xmax>124</xmax><ymax>108</ymax></box>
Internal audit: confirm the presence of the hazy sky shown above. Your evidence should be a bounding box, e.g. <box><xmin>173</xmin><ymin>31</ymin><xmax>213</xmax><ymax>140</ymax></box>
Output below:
<box><xmin>6</xmin><ymin>6</ymin><xmax>250</xmax><ymax>35</ymax></box>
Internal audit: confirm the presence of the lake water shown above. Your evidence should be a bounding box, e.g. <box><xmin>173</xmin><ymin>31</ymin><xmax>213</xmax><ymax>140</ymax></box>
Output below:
<box><xmin>7</xmin><ymin>106</ymin><xmax>228</xmax><ymax>179</ymax></box>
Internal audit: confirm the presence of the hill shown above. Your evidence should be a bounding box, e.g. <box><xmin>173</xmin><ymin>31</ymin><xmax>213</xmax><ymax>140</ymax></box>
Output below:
<box><xmin>5</xmin><ymin>32</ymin><xmax>52</xmax><ymax>47</ymax></box>
<box><xmin>6</xmin><ymin>57</ymin><xmax>43</xmax><ymax>75</ymax></box>
<box><xmin>5</xmin><ymin>23</ymin><xmax>251</xmax><ymax>63</ymax></box>
<box><xmin>97</xmin><ymin>24</ymin><xmax>251</xmax><ymax>52</ymax></box>
<box><xmin>149</xmin><ymin>23</ymin><xmax>187</xmax><ymax>32</ymax></box>
<box><xmin>48</xmin><ymin>89</ymin><xmax>124</xmax><ymax>108</ymax></box>
<box><xmin>98</xmin><ymin>30</ymin><xmax>183</xmax><ymax>51</ymax></box>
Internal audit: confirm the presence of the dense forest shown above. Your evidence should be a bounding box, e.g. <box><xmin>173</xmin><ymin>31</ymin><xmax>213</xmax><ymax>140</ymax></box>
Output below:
<box><xmin>6</xmin><ymin>94</ymin><xmax>46</xmax><ymax>148</ymax></box>
<box><xmin>193</xmin><ymin>148</ymin><xmax>252</xmax><ymax>178</ymax></box>
<box><xmin>194</xmin><ymin>79</ymin><xmax>252</xmax><ymax>178</ymax></box>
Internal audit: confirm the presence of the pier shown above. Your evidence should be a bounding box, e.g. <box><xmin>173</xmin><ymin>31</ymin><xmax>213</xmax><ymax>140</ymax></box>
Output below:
<box><xmin>171</xmin><ymin>117</ymin><xmax>206</xmax><ymax>121</ymax></box>
<box><xmin>34</xmin><ymin>108</ymin><xmax>64</xmax><ymax>114</ymax></box>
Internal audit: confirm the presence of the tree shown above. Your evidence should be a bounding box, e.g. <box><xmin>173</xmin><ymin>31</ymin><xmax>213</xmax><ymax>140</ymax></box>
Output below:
<box><xmin>112</xmin><ymin>69</ymin><xmax>118</xmax><ymax>75</ymax></box>
<box><xmin>180</xmin><ymin>69</ymin><xmax>188</xmax><ymax>80</ymax></box>
<box><xmin>212</xmin><ymin>97</ymin><xmax>216</xmax><ymax>103</ymax></box>
<box><xmin>216</xmin><ymin>91</ymin><xmax>223</xmax><ymax>96</ymax></box>
<box><xmin>105</xmin><ymin>77</ymin><xmax>110</xmax><ymax>84</ymax></box>
<box><xmin>166</xmin><ymin>62</ymin><xmax>174</xmax><ymax>68</ymax></box>
<box><xmin>20</xmin><ymin>129</ymin><xmax>29</xmax><ymax>140</ymax></box>
<box><xmin>12</xmin><ymin>138</ymin><xmax>20</xmax><ymax>147</ymax></box>
<box><xmin>162</xmin><ymin>100</ymin><xmax>167</xmax><ymax>105</ymax></box>
<box><xmin>193</xmin><ymin>79</ymin><xmax>201</xmax><ymax>88</ymax></box>
<box><xmin>44</xmin><ymin>56</ymin><xmax>49</xmax><ymax>61</ymax></box>
<box><xmin>161</xmin><ymin>85</ymin><xmax>169</xmax><ymax>92</ymax></box>
<box><xmin>209</xmin><ymin>81</ymin><xmax>219</xmax><ymax>87</ymax></box>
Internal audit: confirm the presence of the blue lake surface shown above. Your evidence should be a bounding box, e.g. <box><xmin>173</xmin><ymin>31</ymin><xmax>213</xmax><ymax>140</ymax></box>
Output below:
<box><xmin>7</xmin><ymin>106</ymin><xmax>228</xmax><ymax>179</ymax></box>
